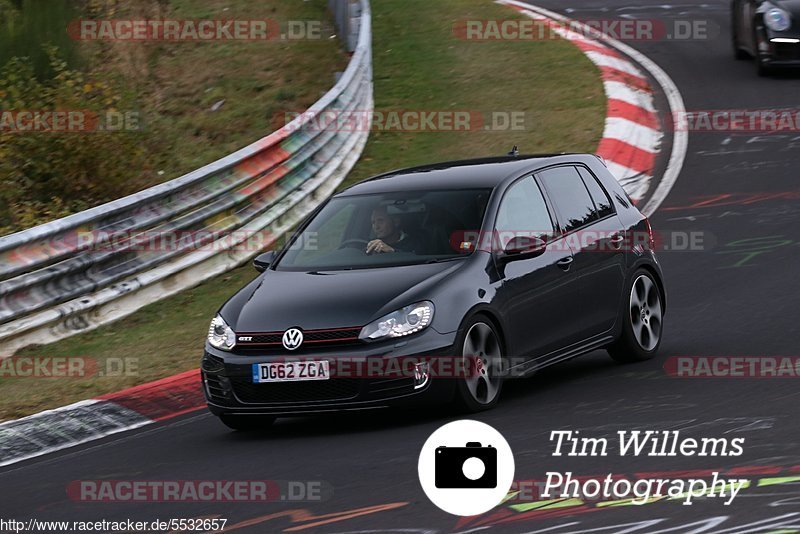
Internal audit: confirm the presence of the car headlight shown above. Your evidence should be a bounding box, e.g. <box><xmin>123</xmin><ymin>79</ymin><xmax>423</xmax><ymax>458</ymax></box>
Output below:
<box><xmin>765</xmin><ymin>7</ymin><xmax>791</xmax><ymax>32</ymax></box>
<box><xmin>207</xmin><ymin>315</ymin><xmax>236</xmax><ymax>351</ymax></box>
<box><xmin>359</xmin><ymin>301</ymin><xmax>434</xmax><ymax>341</ymax></box>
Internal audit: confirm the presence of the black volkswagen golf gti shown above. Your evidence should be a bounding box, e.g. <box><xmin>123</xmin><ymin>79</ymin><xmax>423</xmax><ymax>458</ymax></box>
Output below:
<box><xmin>202</xmin><ymin>154</ymin><xmax>666</xmax><ymax>429</ymax></box>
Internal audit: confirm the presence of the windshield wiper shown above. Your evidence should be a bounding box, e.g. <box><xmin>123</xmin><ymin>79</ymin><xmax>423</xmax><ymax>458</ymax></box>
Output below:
<box><xmin>425</xmin><ymin>257</ymin><xmax>463</xmax><ymax>264</ymax></box>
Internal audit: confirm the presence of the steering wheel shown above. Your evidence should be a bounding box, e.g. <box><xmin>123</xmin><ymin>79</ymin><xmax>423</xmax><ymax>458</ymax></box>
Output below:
<box><xmin>338</xmin><ymin>238</ymin><xmax>370</xmax><ymax>251</ymax></box>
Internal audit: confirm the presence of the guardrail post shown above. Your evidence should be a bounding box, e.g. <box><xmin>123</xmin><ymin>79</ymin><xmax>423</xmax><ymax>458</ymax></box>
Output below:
<box><xmin>330</xmin><ymin>0</ymin><xmax>361</xmax><ymax>52</ymax></box>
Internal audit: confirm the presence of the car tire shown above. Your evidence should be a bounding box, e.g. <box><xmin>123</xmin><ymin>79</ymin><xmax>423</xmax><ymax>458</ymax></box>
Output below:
<box><xmin>732</xmin><ymin>27</ymin><xmax>749</xmax><ymax>60</ymax></box>
<box><xmin>607</xmin><ymin>269</ymin><xmax>664</xmax><ymax>363</ymax></box>
<box><xmin>754</xmin><ymin>28</ymin><xmax>773</xmax><ymax>76</ymax></box>
<box><xmin>453</xmin><ymin>316</ymin><xmax>506</xmax><ymax>412</ymax></box>
<box><xmin>219</xmin><ymin>414</ymin><xmax>276</xmax><ymax>431</ymax></box>
<box><xmin>756</xmin><ymin>54</ymin><xmax>772</xmax><ymax>76</ymax></box>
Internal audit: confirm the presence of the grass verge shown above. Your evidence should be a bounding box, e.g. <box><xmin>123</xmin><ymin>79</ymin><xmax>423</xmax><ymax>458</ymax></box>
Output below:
<box><xmin>113</xmin><ymin>0</ymin><xmax>349</xmax><ymax>179</ymax></box>
<box><xmin>2</xmin><ymin>0</ymin><xmax>605</xmax><ymax>421</ymax></box>
<box><xmin>1</xmin><ymin>0</ymin><xmax>347</xmax><ymax>233</ymax></box>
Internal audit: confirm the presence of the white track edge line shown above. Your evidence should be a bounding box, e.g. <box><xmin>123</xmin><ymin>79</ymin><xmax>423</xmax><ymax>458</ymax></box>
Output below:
<box><xmin>497</xmin><ymin>0</ymin><xmax>687</xmax><ymax>216</ymax></box>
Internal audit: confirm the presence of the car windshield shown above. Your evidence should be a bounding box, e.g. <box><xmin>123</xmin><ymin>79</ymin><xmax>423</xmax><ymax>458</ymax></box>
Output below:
<box><xmin>276</xmin><ymin>188</ymin><xmax>492</xmax><ymax>271</ymax></box>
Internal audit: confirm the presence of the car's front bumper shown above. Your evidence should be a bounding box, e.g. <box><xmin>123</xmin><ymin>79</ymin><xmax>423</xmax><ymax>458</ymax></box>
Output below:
<box><xmin>201</xmin><ymin>327</ymin><xmax>460</xmax><ymax>416</ymax></box>
<box><xmin>764</xmin><ymin>35</ymin><xmax>800</xmax><ymax>65</ymax></box>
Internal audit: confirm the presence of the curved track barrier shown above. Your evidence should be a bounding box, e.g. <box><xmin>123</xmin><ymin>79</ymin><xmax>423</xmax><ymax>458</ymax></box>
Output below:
<box><xmin>0</xmin><ymin>0</ymin><xmax>373</xmax><ymax>357</ymax></box>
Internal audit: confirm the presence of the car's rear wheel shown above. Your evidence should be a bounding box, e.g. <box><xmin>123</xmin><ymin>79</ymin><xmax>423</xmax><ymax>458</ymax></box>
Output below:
<box><xmin>608</xmin><ymin>269</ymin><xmax>663</xmax><ymax>363</ymax></box>
<box><xmin>454</xmin><ymin>318</ymin><xmax>505</xmax><ymax>412</ymax></box>
<box><xmin>219</xmin><ymin>414</ymin><xmax>276</xmax><ymax>431</ymax></box>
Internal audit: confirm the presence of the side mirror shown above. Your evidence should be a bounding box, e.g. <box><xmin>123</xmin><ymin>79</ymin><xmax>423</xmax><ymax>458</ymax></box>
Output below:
<box><xmin>498</xmin><ymin>236</ymin><xmax>547</xmax><ymax>264</ymax></box>
<box><xmin>253</xmin><ymin>251</ymin><xmax>276</xmax><ymax>272</ymax></box>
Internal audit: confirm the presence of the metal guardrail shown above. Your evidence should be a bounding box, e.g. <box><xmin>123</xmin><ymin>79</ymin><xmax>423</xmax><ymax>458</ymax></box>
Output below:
<box><xmin>0</xmin><ymin>0</ymin><xmax>373</xmax><ymax>357</ymax></box>
<box><xmin>328</xmin><ymin>0</ymin><xmax>362</xmax><ymax>52</ymax></box>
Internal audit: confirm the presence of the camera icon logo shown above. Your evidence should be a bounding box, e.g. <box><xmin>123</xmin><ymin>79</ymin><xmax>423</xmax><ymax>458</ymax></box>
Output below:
<box><xmin>435</xmin><ymin>442</ymin><xmax>497</xmax><ymax>488</ymax></box>
<box><xmin>418</xmin><ymin>420</ymin><xmax>515</xmax><ymax>516</ymax></box>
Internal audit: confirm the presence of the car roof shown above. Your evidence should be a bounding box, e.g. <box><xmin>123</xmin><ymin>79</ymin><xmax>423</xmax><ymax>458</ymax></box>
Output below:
<box><xmin>337</xmin><ymin>153</ymin><xmax>600</xmax><ymax>195</ymax></box>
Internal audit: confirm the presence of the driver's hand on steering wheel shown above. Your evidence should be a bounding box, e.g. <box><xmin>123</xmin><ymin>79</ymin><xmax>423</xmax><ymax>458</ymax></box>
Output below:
<box><xmin>366</xmin><ymin>239</ymin><xmax>395</xmax><ymax>254</ymax></box>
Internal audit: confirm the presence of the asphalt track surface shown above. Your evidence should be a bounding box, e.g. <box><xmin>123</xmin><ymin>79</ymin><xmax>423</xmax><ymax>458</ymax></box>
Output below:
<box><xmin>3</xmin><ymin>1</ymin><xmax>800</xmax><ymax>532</ymax></box>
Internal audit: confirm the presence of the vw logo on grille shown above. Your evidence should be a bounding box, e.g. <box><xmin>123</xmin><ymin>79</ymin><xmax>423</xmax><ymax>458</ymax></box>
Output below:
<box><xmin>282</xmin><ymin>328</ymin><xmax>304</xmax><ymax>351</ymax></box>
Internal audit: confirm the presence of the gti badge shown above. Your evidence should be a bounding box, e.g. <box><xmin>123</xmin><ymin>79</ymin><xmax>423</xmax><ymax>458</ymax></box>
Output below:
<box><xmin>282</xmin><ymin>328</ymin><xmax>304</xmax><ymax>350</ymax></box>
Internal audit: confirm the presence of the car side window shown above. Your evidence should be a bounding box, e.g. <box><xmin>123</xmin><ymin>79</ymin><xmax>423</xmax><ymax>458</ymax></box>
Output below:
<box><xmin>577</xmin><ymin>166</ymin><xmax>615</xmax><ymax>218</ymax></box>
<box><xmin>494</xmin><ymin>177</ymin><xmax>554</xmax><ymax>249</ymax></box>
<box><xmin>537</xmin><ymin>166</ymin><xmax>598</xmax><ymax>233</ymax></box>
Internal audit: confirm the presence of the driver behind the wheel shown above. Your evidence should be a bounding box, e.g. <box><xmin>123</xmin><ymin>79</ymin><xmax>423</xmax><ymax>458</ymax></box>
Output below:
<box><xmin>367</xmin><ymin>205</ymin><xmax>423</xmax><ymax>254</ymax></box>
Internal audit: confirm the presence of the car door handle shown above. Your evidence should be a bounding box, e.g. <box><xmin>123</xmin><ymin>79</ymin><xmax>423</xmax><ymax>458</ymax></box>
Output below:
<box><xmin>557</xmin><ymin>256</ymin><xmax>574</xmax><ymax>271</ymax></box>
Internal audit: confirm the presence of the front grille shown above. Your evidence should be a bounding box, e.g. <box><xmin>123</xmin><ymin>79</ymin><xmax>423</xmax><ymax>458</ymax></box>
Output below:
<box><xmin>231</xmin><ymin>377</ymin><xmax>360</xmax><ymax>404</ymax></box>
<box><xmin>237</xmin><ymin>327</ymin><xmax>362</xmax><ymax>349</ymax></box>
<box><xmin>773</xmin><ymin>43</ymin><xmax>800</xmax><ymax>61</ymax></box>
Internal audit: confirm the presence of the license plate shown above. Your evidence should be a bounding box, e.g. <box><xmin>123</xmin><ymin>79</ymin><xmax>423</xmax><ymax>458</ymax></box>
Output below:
<box><xmin>252</xmin><ymin>361</ymin><xmax>330</xmax><ymax>383</ymax></box>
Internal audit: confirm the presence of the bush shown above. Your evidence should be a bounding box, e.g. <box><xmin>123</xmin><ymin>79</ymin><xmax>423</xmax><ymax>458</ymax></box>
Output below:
<box><xmin>0</xmin><ymin>48</ymin><xmax>150</xmax><ymax>234</ymax></box>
